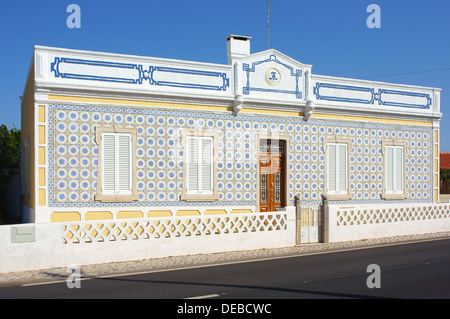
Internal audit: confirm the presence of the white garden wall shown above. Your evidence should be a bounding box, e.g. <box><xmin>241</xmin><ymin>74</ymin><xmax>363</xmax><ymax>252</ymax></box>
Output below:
<box><xmin>2</xmin><ymin>202</ymin><xmax>450</xmax><ymax>274</ymax></box>
<box><xmin>0</xmin><ymin>208</ymin><xmax>295</xmax><ymax>273</ymax></box>
<box><xmin>324</xmin><ymin>202</ymin><xmax>450</xmax><ymax>243</ymax></box>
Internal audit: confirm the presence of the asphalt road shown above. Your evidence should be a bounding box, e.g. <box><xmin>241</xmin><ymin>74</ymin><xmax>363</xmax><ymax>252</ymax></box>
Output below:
<box><xmin>1</xmin><ymin>238</ymin><xmax>449</xmax><ymax>300</ymax></box>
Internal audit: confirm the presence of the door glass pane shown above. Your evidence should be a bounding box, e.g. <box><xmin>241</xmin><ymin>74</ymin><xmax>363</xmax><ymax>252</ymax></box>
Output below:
<box><xmin>271</xmin><ymin>141</ymin><xmax>284</xmax><ymax>155</ymax></box>
<box><xmin>275</xmin><ymin>172</ymin><xmax>281</xmax><ymax>203</ymax></box>
<box><xmin>260</xmin><ymin>140</ymin><xmax>270</xmax><ymax>153</ymax></box>
<box><xmin>261</xmin><ymin>173</ymin><xmax>267</xmax><ymax>203</ymax></box>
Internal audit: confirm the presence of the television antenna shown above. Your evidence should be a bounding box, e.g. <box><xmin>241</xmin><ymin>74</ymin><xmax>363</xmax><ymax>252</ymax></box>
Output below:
<box><xmin>267</xmin><ymin>0</ymin><xmax>270</xmax><ymax>50</ymax></box>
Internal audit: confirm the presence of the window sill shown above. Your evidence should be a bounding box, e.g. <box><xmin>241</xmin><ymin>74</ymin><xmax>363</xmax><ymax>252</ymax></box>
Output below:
<box><xmin>381</xmin><ymin>193</ymin><xmax>408</xmax><ymax>200</ymax></box>
<box><xmin>180</xmin><ymin>193</ymin><xmax>220</xmax><ymax>202</ymax></box>
<box><xmin>324</xmin><ymin>193</ymin><xmax>352</xmax><ymax>201</ymax></box>
<box><xmin>95</xmin><ymin>193</ymin><xmax>139</xmax><ymax>202</ymax></box>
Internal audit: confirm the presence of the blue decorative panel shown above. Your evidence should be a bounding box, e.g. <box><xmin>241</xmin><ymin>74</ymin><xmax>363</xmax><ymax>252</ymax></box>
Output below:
<box><xmin>51</xmin><ymin>57</ymin><xmax>143</xmax><ymax>84</ymax></box>
<box><xmin>243</xmin><ymin>55</ymin><xmax>303</xmax><ymax>99</ymax></box>
<box><xmin>314</xmin><ymin>83</ymin><xmax>375</xmax><ymax>104</ymax></box>
<box><xmin>51</xmin><ymin>57</ymin><xmax>230</xmax><ymax>92</ymax></box>
<box><xmin>148</xmin><ymin>66</ymin><xmax>229</xmax><ymax>91</ymax></box>
<box><xmin>314</xmin><ymin>82</ymin><xmax>432</xmax><ymax>109</ymax></box>
<box><xmin>378</xmin><ymin>89</ymin><xmax>432</xmax><ymax>109</ymax></box>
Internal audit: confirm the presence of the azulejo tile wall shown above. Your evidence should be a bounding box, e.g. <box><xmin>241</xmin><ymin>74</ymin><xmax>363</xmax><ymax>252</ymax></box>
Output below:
<box><xmin>48</xmin><ymin>104</ymin><xmax>434</xmax><ymax>208</ymax></box>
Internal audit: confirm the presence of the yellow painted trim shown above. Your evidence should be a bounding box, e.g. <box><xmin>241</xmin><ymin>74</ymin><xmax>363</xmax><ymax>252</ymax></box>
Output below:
<box><xmin>312</xmin><ymin>112</ymin><xmax>432</xmax><ymax>126</ymax></box>
<box><xmin>51</xmin><ymin>211</ymin><xmax>81</xmax><ymax>222</ymax></box>
<box><xmin>230</xmin><ymin>209</ymin><xmax>253</xmax><ymax>214</ymax></box>
<box><xmin>85</xmin><ymin>211</ymin><xmax>113</xmax><ymax>221</ymax></box>
<box><xmin>176</xmin><ymin>210</ymin><xmax>201</xmax><ymax>216</ymax></box>
<box><xmin>147</xmin><ymin>210</ymin><xmax>173</xmax><ymax>218</ymax></box>
<box><xmin>117</xmin><ymin>211</ymin><xmax>143</xmax><ymax>219</ymax></box>
<box><xmin>203</xmin><ymin>209</ymin><xmax>227</xmax><ymax>215</ymax></box>
<box><xmin>38</xmin><ymin>105</ymin><xmax>46</xmax><ymax>123</ymax></box>
<box><xmin>38</xmin><ymin>125</ymin><xmax>45</xmax><ymax>144</ymax></box>
<box><xmin>38</xmin><ymin>168</ymin><xmax>45</xmax><ymax>187</ymax></box>
<box><xmin>435</xmin><ymin>160</ymin><xmax>439</xmax><ymax>173</ymax></box>
<box><xmin>38</xmin><ymin>147</ymin><xmax>45</xmax><ymax>165</ymax></box>
<box><xmin>38</xmin><ymin>189</ymin><xmax>46</xmax><ymax>206</ymax></box>
<box><xmin>434</xmin><ymin>189</ymin><xmax>439</xmax><ymax>202</ymax></box>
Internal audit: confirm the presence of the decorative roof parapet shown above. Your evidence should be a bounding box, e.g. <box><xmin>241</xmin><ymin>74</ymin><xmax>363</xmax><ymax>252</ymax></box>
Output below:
<box><xmin>31</xmin><ymin>35</ymin><xmax>442</xmax><ymax>122</ymax></box>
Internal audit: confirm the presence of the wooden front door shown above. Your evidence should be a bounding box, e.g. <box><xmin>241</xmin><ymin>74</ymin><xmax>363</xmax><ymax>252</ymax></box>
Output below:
<box><xmin>259</xmin><ymin>140</ymin><xmax>285</xmax><ymax>212</ymax></box>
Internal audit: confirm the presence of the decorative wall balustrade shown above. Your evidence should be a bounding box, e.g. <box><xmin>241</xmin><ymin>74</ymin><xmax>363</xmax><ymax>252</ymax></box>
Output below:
<box><xmin>325</xmin><ymin>202</ymin><xmax>450</xmax><ymax>243</ymax></box>
<box><xmin>0</xmin><ymin>210</ymin><xmax>295</xmax><ymax>273</ymax></box>
<box><xmin>62</xmin><ymin>212</ymin><xmax>288</xmax><ymax>244</ymax></box>
<box><xmin>335</xmin><ymin>203</ymin><xmax>450</xmax><ymax>227</ymax></box>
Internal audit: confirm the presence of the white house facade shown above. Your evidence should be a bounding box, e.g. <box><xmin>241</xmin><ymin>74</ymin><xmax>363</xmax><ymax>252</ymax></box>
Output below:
<box><xmin>20</xmin><ymin>35</ymin><xmax>442</xmax><ymax>226</ymax></box>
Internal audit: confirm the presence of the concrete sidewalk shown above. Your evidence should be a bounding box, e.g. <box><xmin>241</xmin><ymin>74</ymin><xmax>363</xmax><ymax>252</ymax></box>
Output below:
<box><xmin>1</xmin><ymin>231</ymin><xmax>449</xmax><ymax>287</ymax></box>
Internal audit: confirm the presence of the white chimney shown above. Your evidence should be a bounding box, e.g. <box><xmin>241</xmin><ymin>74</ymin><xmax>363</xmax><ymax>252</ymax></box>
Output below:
<box><xmin>226</xmin><ymin>35</ymin><xmax>251</xmax><ymax>65</ymax></box>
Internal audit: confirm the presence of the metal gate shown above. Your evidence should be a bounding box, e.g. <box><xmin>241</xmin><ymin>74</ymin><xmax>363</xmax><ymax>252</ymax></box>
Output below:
<box><xmin>298</xmin><ymin>203</ymin><xmax>322</xmax><ymax>244</ymax></box>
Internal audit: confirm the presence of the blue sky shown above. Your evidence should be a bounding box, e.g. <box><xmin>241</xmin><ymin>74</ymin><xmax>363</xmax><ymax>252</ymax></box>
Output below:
<box><xmin>1</xmin><ymin>0</ymin><xmax>450</xmax><ymax>149</ymax></box>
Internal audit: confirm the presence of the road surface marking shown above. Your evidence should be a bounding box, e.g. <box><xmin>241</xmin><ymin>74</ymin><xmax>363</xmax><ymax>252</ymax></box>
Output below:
<box><xmin>184</xmin><ymin>294</ymin><xmax>221</xmax><ymax>299</ymax></box>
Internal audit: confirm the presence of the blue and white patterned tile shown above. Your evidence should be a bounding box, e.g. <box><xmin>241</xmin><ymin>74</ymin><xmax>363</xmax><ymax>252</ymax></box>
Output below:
<box><xmin>47</xmin><ymin>104</ymin><xmax>434</xmax><ymax>208</ymax></box>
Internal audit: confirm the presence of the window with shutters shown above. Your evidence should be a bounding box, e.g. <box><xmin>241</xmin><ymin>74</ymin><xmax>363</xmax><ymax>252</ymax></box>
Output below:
<box><xmin>327</xmin><ymin>143</ymin><xmax>348</xmax><ymax>194</ymax></box>
<box><xmin>95</xmin><ymin>127</ymin><xmax>138</xmax><ymax>202</ymax></box>
<box><xmin>323</xmin><ymin>138</ymin><xmax>352</xmax><ymax>200</ymax></box>
<box><xmin>382</xmin><ymin>141</ymin><xmax>407</xmax><ymax>199</ymax></box>
<box><xmin>181</xmin><ymin>130</ymin><xmax>219</xmax><ymax>201</ymax></box>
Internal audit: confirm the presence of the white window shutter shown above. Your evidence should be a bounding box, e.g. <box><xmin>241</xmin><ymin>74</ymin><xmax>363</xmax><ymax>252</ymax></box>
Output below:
<box><xmin>385</xmin><ymin>146</ymin><xmax>394</xmax><ymax>192</ymax></box>
<box><xmin>328</xmin><ymin>143</ymin><xmax>347</xmax><ymax>194</ymax></box>
<box><xmin>186</xmin><ymin>136</ymin><xmax>214</xmax><ymax>194</ymax></box>
<box><xmin>117</xmin><ymin>134</ymin><xmax>132</xmax><ymax>193</ymax></box>
<box><xmin>101</xmin><ymin>132</ymin><xmax>133</xmax><ymax>195</ymax></box>
<box><xmin>385</xmin><ymin>146</ymin><xmax>403</xmax><ymax>193</ymax></box>
<box><xmin>328</xmin><ymin>144</ymin><xmax>337</xmax><ymax>193</ymax></box>
<box><xmin>102</xmin><ymin>134</ymin><xmax>116</xmax><ymax>194</ymax></box>
<box><xmin>201</xmin><ymin>138</ymin><xmax>213</xmax><ymax>192</ymax></box>
<box><xmin>394</xmin><ymin>147</ymin><xmax>403</xmax><ymax>192</ymax></box>
<box><xmin>338</xmin><ymin>144</ymin><xmax>347</xmax><ymax>192</ymax></box>
<box><xmin>187</xmin><ymin>137</ymin><xmax>199</xmax><ymax>192</ymax></box>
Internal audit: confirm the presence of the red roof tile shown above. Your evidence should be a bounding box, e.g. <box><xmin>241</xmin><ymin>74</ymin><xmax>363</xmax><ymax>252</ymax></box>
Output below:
<box><xmin>440</xmin><ymin>152</ymin><xmax>450</xmax><ymax>169</ymax></box>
